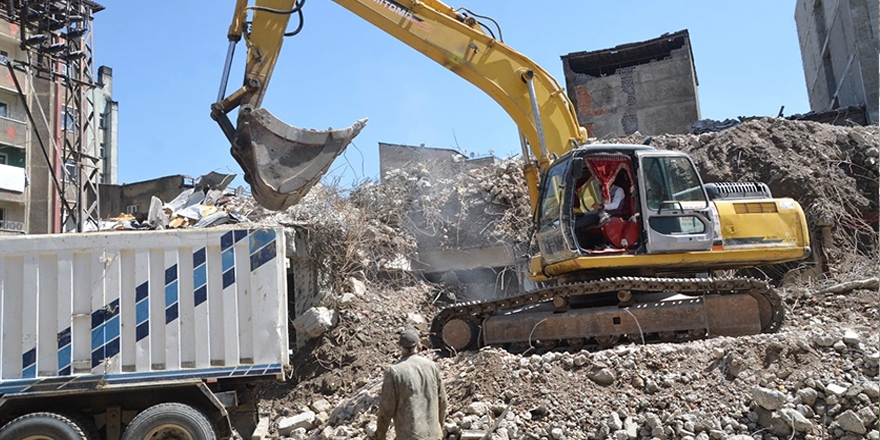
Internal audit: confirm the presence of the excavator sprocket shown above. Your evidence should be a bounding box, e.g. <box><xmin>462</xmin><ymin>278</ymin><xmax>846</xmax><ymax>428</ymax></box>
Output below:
<box><xmin>231</xmin><ymin>107</ymin><xmax>367</xmax><ymax>211</ymax></box>
<box><xmin>430</xmin><ymin>277</ymin><xmax>783</xmax><ymax>353</ymax></box>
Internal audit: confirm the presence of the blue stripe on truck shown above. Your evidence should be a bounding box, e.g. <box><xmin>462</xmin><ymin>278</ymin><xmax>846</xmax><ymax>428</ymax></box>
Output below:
<box><xmin>0</xmin><ymin>363</ymin><xmax>284</xmax><ymax>395</ymax></box>
<box><xmin>22</xmin><ymin>348</ymin><xmax>36</xmax><ymax>378</ymax></box>
<box><xmin>221</xmin><ymin>231</ymin><xmax>234</xmax><ymax>251</ymax></box>
<box><xmin>57</xmin><ymin>327</ymin><xmax>71</xmax><ymax>376</ymax></box>
<box><xmin>135</xmin><ymin>280</ymin><xmax>149</xmax><ymax>342</ymax></box>
<box><xmin>91</xmin><ymin>299</ymin><xmax>121</xmax><ymax>368</ymax></box>
<box><xmin>165</xmin><ymin>264</ymin><xmax>179</xmax><ymax>324</ymax></box>
<box><xmin>249</xmin><ymin>229</ymin><xmax>277</xmax><ymax>271</ymax></box>
<box><xmin>135</xmin><ymin>282</ymin><xmax>149</xmax><ymax>303</ymax></box>
<box><xmin>193</xmin><ymin>247</ymin><xmax>208</xmax><ymax>307</ymax></box>
<box><xmin>193</xmin><ymin>252</ymin><xmax>207</xmax><ymax>307</ymax></box>
<box><xmin>193</xmin><ymin>247</ymin><xmax>206</xmax><ymax>268</ymax></box>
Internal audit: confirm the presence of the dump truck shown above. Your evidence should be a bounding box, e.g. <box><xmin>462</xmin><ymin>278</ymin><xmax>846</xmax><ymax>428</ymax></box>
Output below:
<box><xmin>211</xmin><ymin>1</ymin><xmax>810</xmax><ymax>352</ymax></box>
<box><xmin>0</xmin><ymin>227</ymin><xmax>288</xmax><ymax>440</ymax></box>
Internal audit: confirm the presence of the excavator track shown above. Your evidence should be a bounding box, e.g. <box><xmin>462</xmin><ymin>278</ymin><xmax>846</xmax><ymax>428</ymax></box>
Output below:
<box><xmin>430</xmin><ymin>277</ymin><xmax>783</xmax><ymax>353</ymax></box>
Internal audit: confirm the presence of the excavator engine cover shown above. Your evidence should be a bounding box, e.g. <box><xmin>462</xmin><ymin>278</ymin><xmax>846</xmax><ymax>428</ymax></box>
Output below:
<box><xmin>231</xmin><ymin>107</ymin><xmax>367</xmax><ymax>211</ymax></box>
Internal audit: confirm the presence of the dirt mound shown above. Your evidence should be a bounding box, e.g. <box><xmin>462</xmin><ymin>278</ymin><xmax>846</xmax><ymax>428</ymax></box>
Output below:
<box><xmin>236</xmin><ymin>118</ymin><xmax>878</xmax><ymax>440</ymax></box>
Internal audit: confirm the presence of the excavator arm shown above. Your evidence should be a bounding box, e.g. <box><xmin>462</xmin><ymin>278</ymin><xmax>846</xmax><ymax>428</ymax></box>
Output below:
<box><xmin>212</xmin><ymin>0</ymin><xmax>368</xmax><ymax>210</ymax></box>
<box><xmin>213</xmin><ymin>0</ymin><xmax>588</xmax><ymax>212</ymax></box>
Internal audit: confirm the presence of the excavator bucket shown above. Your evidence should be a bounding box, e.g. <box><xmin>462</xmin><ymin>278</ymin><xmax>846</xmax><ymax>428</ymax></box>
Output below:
<box><xmin>230</xmin><ymin>107</ymin><xmax>367</xmax><ymax>211</ymax></box>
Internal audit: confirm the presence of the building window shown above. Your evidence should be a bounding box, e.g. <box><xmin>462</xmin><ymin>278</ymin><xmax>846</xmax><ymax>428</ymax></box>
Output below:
<box><xmin>0</xmin><ymin>102</ymin><xmax>7</xmax><ymax>119</ymax></box>
<box><xmin>0</xmin><ymin>207</ymin><xmax>4</xmax><ymax>222</ymax></box>
<box><xmin>0</xmin><ymin>51</ymin><xmax>7</xmax><ymax>64</ymax></box>
<box><xmin>126</xmin><ymin>205</ymin><xmax>139</xmax><ymax>214</ymax></box>
<box><xmin>63</xmin><ymin>107</ymin><xmax>77</xmax><ymax>132</ymax></box>
<box><xmin>0</xmin><ymin>153</ymin><xmax>6</xmax><ymax>165</ymax></box>
<box><xmin>64</xmin><ymin>159</ymin><xmax>77</xmax><ymax>182</ymax></box>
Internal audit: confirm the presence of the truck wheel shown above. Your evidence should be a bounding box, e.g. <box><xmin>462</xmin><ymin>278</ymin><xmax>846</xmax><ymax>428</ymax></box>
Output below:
<box><xmin>0</xmin><ymin>412</ymin><xmax>93</xmax><ymax>440</ymax></box>
<box><xmin>121</xmin><ymin>403</ymin><xmax>215</xmax><ymax>440</ymax></box>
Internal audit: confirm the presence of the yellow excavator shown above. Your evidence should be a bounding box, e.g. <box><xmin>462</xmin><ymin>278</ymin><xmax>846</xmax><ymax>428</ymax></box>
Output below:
<box><xmin>212</xmin><ymin>0</ymin><xmax>811</xmax><ymax>352</ymax></box>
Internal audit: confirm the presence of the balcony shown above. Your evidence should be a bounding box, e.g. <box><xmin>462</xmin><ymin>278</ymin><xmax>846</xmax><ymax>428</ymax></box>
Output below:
<box><xmin>0</xmin><ymin>162</ymin><xmax>25</xmax><ymax>193</ymax></box>
<box><xmin>0</xmin><ymin>66</ymin><xmax>29</xmax><ymax>95</ymax></box>
<box><xmin>0</xmin><ymin>219</ymin><xmax>24</xmax><ymax>234</ymax></box>
<box><xmin>0</xmin><ymin>114</ymin><xmax>27</xmax><ymax>147</ymax></box>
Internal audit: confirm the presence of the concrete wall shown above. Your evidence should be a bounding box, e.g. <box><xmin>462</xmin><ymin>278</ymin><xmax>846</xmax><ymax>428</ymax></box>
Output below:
<box><xmin>286</xmin><ymin>227</ymin><xmax>319</xmax><ymax>319</ymax></box>
<box><xmin>27</xmin><ymin>58</ymin><xmax>55</xmax><ymax>234</ymax></box>
<box><xmin>95</xmin><ymin>66</ymin><xmax>119</xmax><ymax>184</ymax></box>
<box><xmin>562</xmin><ymin>30</ymin><xmax>701</xmax><ymax>138</ymax></box>
<box><xmin>99</xmin><ymin>175</ymin><xmax>190</xmax><ymax>218</ymax></box>
<box><xmin>378</xmin><ymin>142</ymin><xmax>495</xmax><ymax>182</ymax></box>
<box><xmin>795</xmin><ymin>0</ymin><xmax>879</xmax><ymax>124</ymax></box>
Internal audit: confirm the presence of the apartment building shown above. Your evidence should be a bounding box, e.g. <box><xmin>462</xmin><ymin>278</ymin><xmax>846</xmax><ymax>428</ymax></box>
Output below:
<box><xmin>0</xmin><ymin>2</ymin><xmax>115</xmax><ymax>234</ymax></box>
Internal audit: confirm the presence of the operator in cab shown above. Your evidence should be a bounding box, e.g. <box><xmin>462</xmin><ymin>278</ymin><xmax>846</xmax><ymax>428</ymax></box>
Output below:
<box><xmin>574</xmin><ymin>175</ymin><xmax>625</xmax><ymax>231</ymax></box>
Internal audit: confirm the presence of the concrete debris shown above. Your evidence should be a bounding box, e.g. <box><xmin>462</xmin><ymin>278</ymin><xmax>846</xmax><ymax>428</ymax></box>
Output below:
<box><xmin>292</xmin><ymin>307</ymin><xmax>338</xmax><ymax>346</ymax></box>
<box><xmin>252</xmin><ymin>416</ymin><xmax>270</xmax><ymax>440</ymax></box>
<box><xmin>689</xmin><ymin>118</ymin><xmax>742</xmax><ymax>134</ymax></box>
<box><xmin>405</xmin><ymin>312</ymin><xmax>427</xmax><ymax>332</ymax></box>
<box><xmin>836</xmin><ymin>410</ymin><xmax>867</xmax><ymax>434</ymax></box>
<box><xmin>349</xmin><ymin>278</ymin><xmax>367</xmax><ymax>296</ymax></box>
<box><xmin>753</xmin><ymin>386</ymin><xmax>788</xmax><ymax>410</ymax></box>
<box><xmin>360</xmin><ymin>158</ymin><xmax>531</xmax><ymax>251</ymax></box>
<box><xmin>98</xmin><ymin>172</ymin><xmax>243</xmax><ymax>231</ymax></box>
<box><xmin>277</xmin><ymin>411</ymin><xmax>315</xmax><ymax>436</ymax></box>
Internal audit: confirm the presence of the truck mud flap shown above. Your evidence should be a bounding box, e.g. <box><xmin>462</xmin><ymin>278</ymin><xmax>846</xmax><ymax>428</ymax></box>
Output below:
<box><xmin>231</xmin><ymin>108</ymin><xmax>367</xmax><ymax>211</ymax></box>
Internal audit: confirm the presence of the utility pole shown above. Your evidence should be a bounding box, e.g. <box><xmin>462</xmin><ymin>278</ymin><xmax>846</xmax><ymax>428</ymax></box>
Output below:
<box><xmin>12</xmin><ymin>0</ymin><xmax>101</xmax><ymax>232</ymax></box>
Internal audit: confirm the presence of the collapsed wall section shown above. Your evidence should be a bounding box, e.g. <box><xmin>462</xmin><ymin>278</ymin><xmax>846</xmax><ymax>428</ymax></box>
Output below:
<box><xmin>562</xmin><ymin>29</ymin><xmax>701</xmax><ymax>138</ymax></box>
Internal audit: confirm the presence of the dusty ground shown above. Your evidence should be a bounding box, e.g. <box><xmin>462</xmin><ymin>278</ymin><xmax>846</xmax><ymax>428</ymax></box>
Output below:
<box><xmin>232</xmin><ymin>118</ymin><xmax>878</xmax><ymax>440</ymax></box>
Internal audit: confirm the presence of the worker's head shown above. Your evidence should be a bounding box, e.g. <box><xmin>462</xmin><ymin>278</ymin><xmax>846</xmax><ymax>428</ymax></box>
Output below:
<box><xmin>398</xmin><ymin>328</ymin><xmax>421</xmax><ymax>355</ymax></box>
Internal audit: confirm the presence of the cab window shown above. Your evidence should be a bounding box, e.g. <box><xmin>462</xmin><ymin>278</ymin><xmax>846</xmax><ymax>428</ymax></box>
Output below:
<box><xmin>537</xmin><ymin>163</ymin><xmax>567</xmax><ymax>233</ymax></box>
<box><xmin>643</xmin><ymin>156</ymin><xmax>707</xmax><ymax>210</ymax></box>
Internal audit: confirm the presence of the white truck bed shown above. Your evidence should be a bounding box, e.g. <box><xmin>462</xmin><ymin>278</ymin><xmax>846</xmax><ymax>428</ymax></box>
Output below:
<box><xmin>0</xmin><ymin>226</ymin><xmax>289</xmax><ymax>395</ymax></box>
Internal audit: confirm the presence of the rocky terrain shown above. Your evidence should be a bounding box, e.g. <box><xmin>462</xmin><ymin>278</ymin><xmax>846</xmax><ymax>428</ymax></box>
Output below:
<box><xmin>228</xmin><ymin>118</ymin><xmax>878</xmax><ymax>440</ymax></box>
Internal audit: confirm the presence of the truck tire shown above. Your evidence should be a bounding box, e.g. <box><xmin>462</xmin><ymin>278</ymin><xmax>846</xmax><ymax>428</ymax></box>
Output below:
<box><xmin>0</xmin><ymin>412</ymin><xmax>93</xmax><ymax>440</ymax></box>
<box><xmin>121</xmin><ymin>403</ymin><xmax>215</xmax><ymax>440</ymax></box>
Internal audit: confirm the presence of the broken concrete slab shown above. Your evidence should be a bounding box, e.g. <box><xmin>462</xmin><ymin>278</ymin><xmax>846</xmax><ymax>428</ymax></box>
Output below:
<box><xmin>293</xmin><ymin>307</ymin><xmax>338</xmax><ymax>344</ymax></box>
<box><xmin>277</xmin><ymin>411</ymin><xmax>316</xmax><ymax>436</ymax></box>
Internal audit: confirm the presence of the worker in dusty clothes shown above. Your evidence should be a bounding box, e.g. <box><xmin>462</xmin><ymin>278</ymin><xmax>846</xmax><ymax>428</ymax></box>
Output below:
<box><xmin>375</xmin><ymin>328</ymin><xmax>447</xmax><ymax>440</ymax></box>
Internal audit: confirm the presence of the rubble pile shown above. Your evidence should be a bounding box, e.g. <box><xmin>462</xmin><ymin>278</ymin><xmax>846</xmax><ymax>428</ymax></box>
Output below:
<box><xmin>229</xmin><ymin>184</ymin><xmax>419</xmax><ymax>294</ymax></box>
<box><xmin>358</xmin><ymin>158</ymin><xmax>531</xmax><ymax>251</ymax></box>
<box><xmin>97</xmin><ymin>173</ymin><xmax>245</xmax><ymax>231</ymax></box>
<box><xmin>235</xmin><ymin>118</ymin><xmax>878</xmax><ymax>440</ymax></box>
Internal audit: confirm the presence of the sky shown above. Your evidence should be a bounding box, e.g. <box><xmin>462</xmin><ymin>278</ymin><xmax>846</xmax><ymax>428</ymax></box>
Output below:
<box><xmin>95</xmin><ymin>1</ymin><xmax>810</xmax><ymax>190</ymax></box>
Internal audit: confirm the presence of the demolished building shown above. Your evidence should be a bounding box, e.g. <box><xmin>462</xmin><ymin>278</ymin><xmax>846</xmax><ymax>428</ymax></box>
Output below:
<box><xmin>561</xmin><ymin>29</ymin><xmax>700</xmax><ymax>138</ymax></box>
